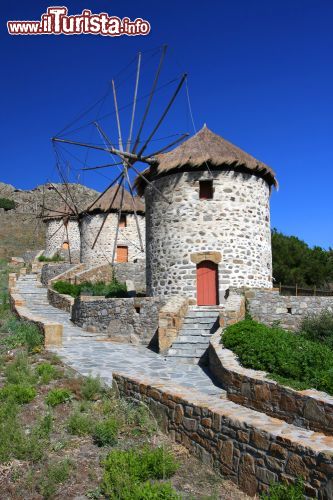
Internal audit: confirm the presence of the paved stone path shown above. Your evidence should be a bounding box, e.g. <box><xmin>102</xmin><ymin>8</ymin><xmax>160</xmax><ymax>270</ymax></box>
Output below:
<box><xmin>16</xmin><ymin>274</ymin><xmax>225</xmax><ymax>398</ymax></box>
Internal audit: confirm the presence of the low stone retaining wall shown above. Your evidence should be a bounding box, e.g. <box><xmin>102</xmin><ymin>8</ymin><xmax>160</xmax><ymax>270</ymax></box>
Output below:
<box><xmin>209</xmin><ymin>331</ymin><xmax>333</xmax><ymax>436</ymax></box>
<box><xmin>73</xmin><ymin>263</ymin><xmax>113</xmax><ymax>285</ymax></box>
<box><xmin>246</xmin><ymin>289</ymin><xmax>333</xmax><ymax>331</ymax></box>
<box><xmin>48</xmin><ymin>263</ymin><xmax>85</xmax><ymax>286</ymax></box>
<box><xmin>113</xmin><ymin>260</ymin><xmax>146</xmax><ymax>293</ymax></box>
<box><xmin>113</xmin><ymin>372</ymin><xmax>333</xmax><ymax>498</ymax></box>
<box><xmin>158</xmin><ymin>296</ymin><xmax>189</xmax><ymax>354</ymax></box>
<box><xmin>41</xmin><ymin>263</ymin><xmax>77</xmax><ymax>286</ymax></box>
<box><xmin>219</xmin><ymin>288</ymin><xmax>246</xmax><ymax>327</ymax></box>
<box><xmin>47</xmin><ymin>288</ymin><xmax>74</xmax><ymax>313</ymax></box>
<box><xmin>71</xmin><ymin>295</ymin><xmax>165</xmax><ymax>345</ymax></box>
<box><xmin>9</xmin><ymin>287</ymin><xmax>62</xmax><ymax>347</ymax></box>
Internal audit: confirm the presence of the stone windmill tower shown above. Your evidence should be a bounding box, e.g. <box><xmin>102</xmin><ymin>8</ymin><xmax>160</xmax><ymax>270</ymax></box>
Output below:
<box><xmin>79</xmin><ymin>185</ymin><xmax>145</xmax><ymax>267</ymax></box>
<box><xmin>136</xmin><ymin>125</ymin><xmax>278</xmax><ymax>306</ymax></box>
<box><xmin>42</xmin><ymin>203</ymin><xmax>81</xmax><ymax>263</ymax></box>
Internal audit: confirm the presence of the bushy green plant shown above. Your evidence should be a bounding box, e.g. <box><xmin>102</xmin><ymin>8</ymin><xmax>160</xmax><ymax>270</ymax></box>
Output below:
<box><xmin>0</xmin><ymin>408</ymin><xmax>44</xmax><ymax>463</ymax></box>
<box><xmin>92</xmin><ymin>417</ymin><xmax>119</xmax><ymax>446</ymax></box>
<box><xmin>35</xmin><ymin>413</ymin><xmax>53</xmax><ymax>439</ymax></box>
<box><xmin>0</xmin><ymin>198</ymin><xmax>15</xmax><ymax>211</ymax></box>
<box><xmin>38</xmin><ymin>459</ymin><xmax>72</xmax><ymax>498</ymax></box>
<box><xmin>53</xmin><ymin>280</ymin><xmax>81</xmax><ymax>298</ymax></box>
<box><xmin>53</xmin><ymin>278</ymin><xmax>127</xmax><ymax>299</ymax></box>
<box><xmin>261</xmin><ymin>478</ymin><xmax>304</xmax><ymax>499</ymax></box>
<box><xmin>2</xmin><ymin>317</ymin><xmax>43</xmax><ymax>351</ymax></box>
<box><xmin>131</xmin><ymin>481</ymin><xmax>180</xmax><ymax>499</ymax></box>
<box><xmin>104</xmin><ymin>279</ymin><xmax>127</xmax><ymax>298</ymax></box>
<box><xmin>67</xmin><ymin>412</ymin><xmax>93</xmax><ymax>436</ymax></box>
<box><xmin>81</xmin><ymin>375</ymin><xmax>104</xmax><ymax>400</ymax></box>
<box><xmin>0</xmin><ymin>384</ymin><xmax>36</xmax><ymax>404</ymax></box>
<box><xmin>300</xmin><ymin>309</ymin><xmax>333</xmax><ymax>349</ymax></box>
<box><xmin>101</xmin><ymin>447</ymin><xmax>179</xmax><ymax>498</ymax></box>
<box><xmin>38</xmin><ymin>254</ymin><xmax>63</xmax><ymax>262</ymax></box>
<box><xmin>45</xmin><ymin>388</ymin><xmax>71</xmax><ymax>406</ymax></box>
<box><xmin>223</xmin><ymin>319</ymin><xmax>333</xmax><ymax>394</ymax></box>
<box><xmin>36</xmin><ymin>362</ymin><xmax>58</xmax><ymax>384</ymax></box>
<box><xmin>5</xmin><ymin>353</ymin><xmax>36</xmax><ymax>385</ymax></box>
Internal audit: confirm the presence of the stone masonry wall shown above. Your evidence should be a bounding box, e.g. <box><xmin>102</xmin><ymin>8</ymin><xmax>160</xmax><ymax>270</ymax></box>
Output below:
<box><xmin>246</xmin><ymin>289</ymin><xmax>333</xmax><ymax>331</ymax></box>
<box><xmin>47</xmin><ymin>288</ymin><xmax>74</xmax><ymax>313</ymax></box>
<box><xmin>80</xmin><ymin>212</ymin><xmax>145</xmax><ymax>266</ymax></box>
<box><xmin>113</xmin><ymin>260</ymin><xmax>146</xmax><ymax>293</ymax></box>
<box><xmin>209</xmin><ymin>331</ymin><xmax>333</xmax><ymax>436</ymax></box>
<box><xmin>71</xmin><ymin>296</ymin><xmax>165</xmax><ymax>345</ymax></box>
<box><xmin>114</xmin><ymin>372</ymin><xmax>333</xmax><ymax>498</ymax></box>
<box><xmin>44</xmin><ymin>219</ymin><xmax>80</xmax><ymax>260</ymax></box>
<box><xmin>158</xmin><ymin>296</ymin><xmax>189</xmax><ymax>354</ymax></box>
<box><xmin>40</xmin><ymin>263</ymin><xmax>75</xmax><ymax>286</ymax></box>
<box><xmin>73</xmin><ymin>264</ymin><xmax>113</xmax><ymax>285</ymax></box>
<box><xmin>145</xmin><ymin>169</ymin><xmax>272</xmax><ymax>302</ymax></box>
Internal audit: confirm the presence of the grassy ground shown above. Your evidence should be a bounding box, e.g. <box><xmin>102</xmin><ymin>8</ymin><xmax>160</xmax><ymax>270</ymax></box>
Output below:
<box><xmin>0</xmin><ymin>260</ymin><xmax>247</xmax><ymax>499</ymax></box>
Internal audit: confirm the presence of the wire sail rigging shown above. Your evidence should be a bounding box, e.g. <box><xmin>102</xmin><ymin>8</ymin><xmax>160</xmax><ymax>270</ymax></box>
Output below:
<box><xmin>51</xmin><ymin>46</ymin><xmax>189</xmax><ymax>264</ymax></box>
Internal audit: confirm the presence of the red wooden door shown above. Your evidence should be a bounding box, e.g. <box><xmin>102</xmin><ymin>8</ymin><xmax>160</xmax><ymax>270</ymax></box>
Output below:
<box><xmin>116</xmin><ymin>246</ymin><xmax>128</xmax><ymax>263</ymax></box>
<box><xmin>196</xmin><ymin>261</ymin><xmax>218</xmax><ymax>306</ymax></box>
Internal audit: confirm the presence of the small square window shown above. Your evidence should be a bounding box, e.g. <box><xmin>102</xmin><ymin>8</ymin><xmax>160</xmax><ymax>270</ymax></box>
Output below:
<box><xmin>199</xmin><ymin>180</ymin><xmax>213</xmax><ymax>200</ymax></box>
<box><xmin>287</xmin><ymin>307</ymin><xmax>292</xmax><ymax>314</ymax></box>
<box><xmin>119</xmin><ymin>214</ymin><xmax>127</xmax><ymax>228</ymax></box>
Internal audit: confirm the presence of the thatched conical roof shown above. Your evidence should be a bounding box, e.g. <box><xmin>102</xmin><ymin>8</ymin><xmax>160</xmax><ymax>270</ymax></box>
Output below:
<box><xmin>42</xmin><ymin>203</ymin><xmax>76</xmax><ymax>221</ymax></box>
<box><xmin>136</xmin><ymin>125</ymin><xmax>278</xmax><ymax>194</ymax></box>
<box><xmin>82</xmin><ymin>184</ymin><xmax>145</xmax><ymax>216</ymax></box>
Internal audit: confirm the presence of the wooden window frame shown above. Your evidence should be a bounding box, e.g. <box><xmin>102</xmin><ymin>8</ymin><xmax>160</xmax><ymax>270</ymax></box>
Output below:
<box><xmin>199</xmin><ymin>180</ymin><xmax>213</xmax><ymax>200</ymax></box>
<box><xmin>119</xmin><ymin>214</ymin><xmax>127</xmax><ymax>228</ymax></box>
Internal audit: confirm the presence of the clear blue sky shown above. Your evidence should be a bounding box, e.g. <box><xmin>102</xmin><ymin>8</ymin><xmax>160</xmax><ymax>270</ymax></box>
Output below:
<box><xmin>1</xmin><ymin>1</ymin><xmax>333</xmax><ymax>248</ymax></box>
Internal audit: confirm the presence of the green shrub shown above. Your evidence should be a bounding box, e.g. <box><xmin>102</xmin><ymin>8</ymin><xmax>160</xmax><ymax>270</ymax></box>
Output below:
<box><xmin>38</xmin><ymin>254</ymin><xmax>63</xmax><ymax>262</ymax></box>
<box><xmin>261</xmin><ymin>477</ymin><xmax>304</xmax><ymax>499</ymax></box>
<box><xmin>35</xmin><ymin>413</ymin><xmax>53</xmax><ymax>439</ymax></box>
<box><xmin>36</xmin><ymin>362</ymin><xmax>58</xmax><ymax>384</ymax></box>
<box><xmin>45</xmin><ymin>388</ymin><xmax>71</xmax><ymax>407</ymax></box>
<box><xmin>101</xmin><ymin>446</ymin><xmax>179</xmax><ymax>497</ymax></box>
<box><xmin>0</xmin><ymin>198</ymin><xmax>15</xmax><ymax>211</ymax></box>
<box><xmin>300</xmin><ymin>309</ymin><xmax>333</xmax><ymax>349</ymax></box>
<box><xmin>0</xmin><ymin>410</ymin><xmax>44</xmax><ymax>463</ymax></box>
<box><xmin>53</xmin><ymin>280</ymin><xmax>80</xmax><ymax>298</ymax></box>
<box><xmin>5</xmin><ymin>353</ymin><xmax>36</xmax><ymax>385</ymax></box>
<box><xmin>0</xmin><ymin>384</ymin><xmax>36</xmax><ymax>404</ymax></box>
<box><xmin>2</xmin><ymin>317</ymin><xmax>43</xmax><ymax>351</ymax></box>
<box><xmin>223</xmin><ymin>319</ymin><xmax>333</xmax><ymax>394</ymax></box>
<box><xmin>53</xmin><ymin>279</ymin><xmax>127</xmax><ymax>299</ymax></box>
<box><xmin>38</xmin><ymin>459</ymin><xmax>72</xmax><ymax>498</ymax></box>
<box><xmin>92</xmin><ymin>417</ymin><xmax>119</xmax><ymax>446</ymax></box>
<box><xmin>103</xmin><ymin>279</ymin><xmax>127</xmax><ymax>299</ymax></box>
<box><xmin>81</xmin><ymin>375</ymin><xmax>104</xmax><ymax>400</ymax></box>
<box><xmin>67</xmin><ymin>412</ymin><xmax>93</xmax><ymax>436</ymax></box>
<box><xmin>131</xmin><ymin>481</ymin><xmax>180</xmax><ymax>499</ymax></box>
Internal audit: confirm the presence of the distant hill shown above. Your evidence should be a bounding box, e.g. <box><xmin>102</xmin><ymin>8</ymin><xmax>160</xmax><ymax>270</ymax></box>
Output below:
<box><xmin>0</xmin><ymin>182</ymin><xmax>100</xmax><ymax>259</ymax></box>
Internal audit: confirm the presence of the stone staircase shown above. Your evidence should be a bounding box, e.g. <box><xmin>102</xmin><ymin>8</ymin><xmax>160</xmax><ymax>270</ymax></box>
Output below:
<box><xmin>166</xmin><ymin>307</ymin><xmax>221</xmax><ymax>364</ymax></box>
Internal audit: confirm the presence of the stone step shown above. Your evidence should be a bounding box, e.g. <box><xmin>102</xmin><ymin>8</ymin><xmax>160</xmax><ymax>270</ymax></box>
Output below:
<box><xmin>168</xmin><ymin>346</ymin><xmax>208</xmax><ymax>357</ymax></box>
<box><xmin>186</xmin><ymin>311</ymin><xmax>219</xmax><ymax>319</ymax></box>
<box><xmin>173</xmin><ymin>335</ymin><xmax>213</xmax><ymax>343</ymax></box>
<box><xmin>183</xmin><ymin>317</ymin><xmax>218</xmax><ymax>325</ymax></box>
<box><xmin>181</xmin><ymin>327</ymin><xmax>216</xmax><ymax>334</ymax></box>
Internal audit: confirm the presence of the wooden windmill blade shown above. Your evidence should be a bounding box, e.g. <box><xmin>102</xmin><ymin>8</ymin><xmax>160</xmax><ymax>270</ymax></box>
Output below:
<box><xmin>111</xmin><ymin>182</ymin><xmax>125</xmax><ymax>265</ymax></box>
<box><xmin>50</xmin><ymin>48</ymin><xmax>190</xmax><ymax>261</ymax></box>
<box><xmin>91</xmin><ymin>176</ymin><xmax>125</xmax><ymax>249</ymax></box>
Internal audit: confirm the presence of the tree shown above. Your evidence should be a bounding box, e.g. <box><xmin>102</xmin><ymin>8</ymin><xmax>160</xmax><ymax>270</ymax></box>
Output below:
<box><xmin>0</xmin><ymin>198</ymin><xmax>15</xmax><ymax>211</ymax></box>
<box><xmin>271</xmin><ymin>229</ymin><xmax>333</xmax><ymax>288</ymax></box>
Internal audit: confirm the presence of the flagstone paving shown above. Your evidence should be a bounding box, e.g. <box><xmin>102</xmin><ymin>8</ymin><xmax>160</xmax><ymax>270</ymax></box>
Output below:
<box><xmin>16</xmin><ymin>274</ymin><xmax>225</xmax><ymax>398</ymax></box>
